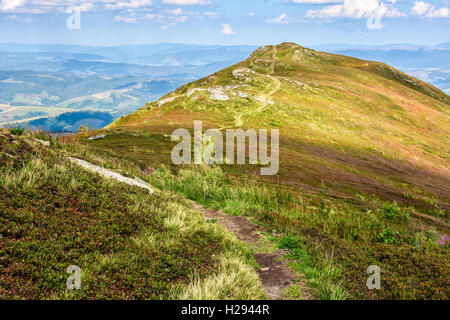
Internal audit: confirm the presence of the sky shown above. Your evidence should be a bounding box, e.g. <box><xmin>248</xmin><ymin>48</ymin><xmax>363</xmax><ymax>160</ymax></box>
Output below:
<box><xmin>0</xmin><ymin>0</ymin><xmax>449</xmax><ymax>46</ymax></box>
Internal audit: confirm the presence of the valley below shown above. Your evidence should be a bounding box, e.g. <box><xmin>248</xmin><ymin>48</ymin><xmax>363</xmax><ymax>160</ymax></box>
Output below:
<box><xmin>1</xmin><ymin>43</ymin><xmax>449</xmax><ymax>133</ymax></box>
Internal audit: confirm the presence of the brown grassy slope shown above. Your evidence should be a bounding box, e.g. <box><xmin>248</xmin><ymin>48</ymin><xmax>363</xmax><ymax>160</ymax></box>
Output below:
<box><xmin>98</xmin><ymin>42</ymin><xmax>449</xmax><ymax>219</ymax></box>
<box><xmin>73</xmin><ymin>43</ymin><xmax>450</xmax><ymax>300</ymax></box>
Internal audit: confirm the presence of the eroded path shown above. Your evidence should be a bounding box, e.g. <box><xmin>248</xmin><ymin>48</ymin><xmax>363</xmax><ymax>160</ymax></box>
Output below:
<box><xmin>270</xmin><ymin>45</ymin><xmax>277</xmax><ymax>74</ymax></box>
<box><xmin>69</xmin><ymin>157</ymin><xmax>312</xmax><ymax>299</ymax></box>
<box><xmin>191</xmin><ymin>201</ymin><xmax>314</xmax><ymax>300</ymax></box>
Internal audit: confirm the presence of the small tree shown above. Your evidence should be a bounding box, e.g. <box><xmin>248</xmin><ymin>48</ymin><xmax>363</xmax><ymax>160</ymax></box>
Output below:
<box><xmin>10</xmin><ymin>127</ymin><xmax>25</xmax><ymax>136</ymax></box>
<box><xmin>78</xmin><ymin>124</ymin><xmax>90</xmax><ymax>133</ymax></box>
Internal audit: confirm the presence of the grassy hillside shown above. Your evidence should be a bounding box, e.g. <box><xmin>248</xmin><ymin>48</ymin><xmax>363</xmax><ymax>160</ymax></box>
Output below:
<box><xmin>80</xmin><ymin>43</ymin><xmax>449</xmax><ymax>299</ymax></box>
<box><xmin>0</xmin><ymin>129</ymin><xmax>265</xmax><ymax>299</ymax></box>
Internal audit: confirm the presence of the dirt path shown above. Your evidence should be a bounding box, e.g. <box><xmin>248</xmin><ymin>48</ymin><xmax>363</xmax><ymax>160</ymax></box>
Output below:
<box><xmin>67</xmin><ymin>157</ymin><xmax>312</xmax><ymax>299</ymax></box>
<box><xmin>254</xmin><ymin>46</ymin><xmax>281</xmax><ymax>112</ymax></box>
<box><xmin>191</xmin><ymin>201</ymin><xmax>313</xmax><ymax>300</ymax></box>
<box><xmin>270</xmin><ymin>45</ymin><xmax>277</xmax><ymax>74</ymax></box>
<box><xmin>268</xmin><ymin>76</ymin><xmax>281</xmax><ymax>95</ymax></box>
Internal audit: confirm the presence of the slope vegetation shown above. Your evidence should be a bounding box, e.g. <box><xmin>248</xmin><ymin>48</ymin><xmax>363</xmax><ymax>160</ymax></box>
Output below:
<box><xmin>0</xmin><ymin>129</ymin><xmax>264</xmax><ymax>299</ymax></box>
<box><xmin>84</xmin><ymin>43</ymin><xmax>450</xmax><ymax>299</ymax></box>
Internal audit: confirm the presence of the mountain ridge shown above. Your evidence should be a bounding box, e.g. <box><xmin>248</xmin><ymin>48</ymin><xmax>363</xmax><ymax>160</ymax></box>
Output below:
<box><xmin>36</xmin><ymin>42</ymin><xmax>450</xmax><ymax>299</ymax></box>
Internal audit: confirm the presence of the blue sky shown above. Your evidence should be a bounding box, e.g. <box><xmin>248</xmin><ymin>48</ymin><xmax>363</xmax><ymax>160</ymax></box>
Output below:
<box><xmin>0</xmin><ymin>0</ymin><xmax>449</xmax><ymax>46</ymax></box>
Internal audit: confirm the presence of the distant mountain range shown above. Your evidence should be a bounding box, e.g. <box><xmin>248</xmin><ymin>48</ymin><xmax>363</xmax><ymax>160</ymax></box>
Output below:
<box><xmin>317</xmin><ymin>43</ymin><xmax>450</xmax><ymax>96</ymax></box>
<box><xmin>0</xmin><ymin>42</ymin><xmax>448</xmax><ymax>132</ymax></box>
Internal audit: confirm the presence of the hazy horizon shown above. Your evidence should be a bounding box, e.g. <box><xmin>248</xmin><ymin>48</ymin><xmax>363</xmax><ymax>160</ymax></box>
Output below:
<box><xmin>0</xmin><ymin>1</ymin><xmax>448</xmax><ymax>46</ymax></box>
<box><xmin>0</xmin><ymin>41</ymin><xmax>448</xmax><ymax>46</ymax></box>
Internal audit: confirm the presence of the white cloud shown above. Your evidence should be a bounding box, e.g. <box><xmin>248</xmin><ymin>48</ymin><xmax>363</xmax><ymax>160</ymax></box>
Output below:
<box><xmin>144</xmin><ymin>10</ymin><xmax>190</xmax><ymax>29</ymax></box>
<box><xmin>114</xmin><ymin>15</ymin><xmax>136</xmax><ymax>23</ymax></box>
<box><xmin>142</xmin><ymin>7</ymin><xmax>217</xmax><ymax>29</ymax></box>
<box><xmin>427</xmin><ymin>7</ymin><xmax>449</xmax><ymax>18</ymax></box>
<box><xmin>411</xmin><ymin>1</ymin><xmax>449</xmax><ymax>18</ymax></box>
<box><xmin>168</xmin><ymin>8</ymin><xmax>183</xmax><ymax>15</ymax></box>
<box><xmin>144</xmin><ymin>13</ymin><xmax>163</xmax><ymax>20</ymax></box>
<box><xmin>306</xmin><ymin>0</ymin><xmax>404</xmax><ymax>19</ymax></box>
<box><xmin>411</xmin><ymin>1</ymin><xmax>433</xmax><ymax>15</ymax></box>
<box><xmin>161</xmin><ymin>0</ymin><xmax>210</xmax><ymax>5</ymax></box>
<box><xmin>0</xmin><ymin>0</ymin><xmax>26</xmax><ymax>12</ymax></box>
<box><xmin>220</xmin><ymin>23</ymin><xmax>234</xmax><ymax>35</ymax></box>
<box><xmin>266</xmin><ymin>13</ymin><xmax>289</xmax><ymax>25</ymax></box>
<box><xmin>292</xmin><ymin>0</ymin><xmax>343</xmax><ymax>3</ymax></box>
<box><xmin>203</xmin><ymin>11</ymin><xmax>219</xmax><ymax>18</ymax></box>
<box><xmin>4</xmin><ymin>13</ymin><xmax>33</xmax><ymax>22</ymax></box>
<box><xmin>4</xmin><ymin>14</ymin><xmax>17</xmax><ymax>20</ymax></box>
<box><xmin>105</xmin><ymin>0</ymin><xmax>152</xmax><ymax>10</ymax></box>
<box><xmin>0</xmin><ymin>1</ymin><xmax>154</xmax><ymax>14</ymax></box>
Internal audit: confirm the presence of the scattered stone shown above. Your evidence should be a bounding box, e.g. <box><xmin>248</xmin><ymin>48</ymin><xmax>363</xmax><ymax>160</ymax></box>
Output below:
<box><xmin>254</xmin><ymin>59</ymin><xmax>272</xmax><ymax>64</ymax></box>
<box><xmin>34</xmin><ymin>139</ymin><xmax>50</xmax><ymax>146</ymax></box>
<box><xmin>260</xmin><ymin>267</ymin><xmax>270</xmax><ymax>272</ymax></box>
<box><xmin>187</xmin><ymin>88</ymin><xmax>207</xmax><ymax>97</ymax></box>
<box><xmin>209</xmin><ymin>87</ymin><xmax>229</xmax><ymax>101</ymax></box>
<box><xmin>0</xmin><ymin>151</ymin><xmax>15</xmax><ymax>158</ymax></box>
<box><xmin>157</xmin><ymin>96</ymin><xmax>179</xmax><ymax>106</ymax></box>
<box><xmin>237</xmin><ymin>91</ymin><xmax>250</xmax><ymax>99</ymax></box>
<box><xmin>280</xmin><ymin>77</ymin><xmax>307</xmax><ymax>90</ymax></box>
<box><xmin>225</xmin><ymin>84</ymin><xmax>239</xmax><ymax>91</ymax></box>
<box><xmin>254</xmin><ymin>96</ymin><xmax>274</xmax><ymax>105</ymax></box>
<box><xmin>232</xmin><ymin>68</ymin><xmax>255</xmax><ymax>79</ymax></box>
<box><xmin>291</xmin><ymin>80</ymin><xmax>307</xmax><ymax>90</ymax></box>
<box><xmin>88</xmin><ymin>134</ymin><xmax>106</xmax><ymax>141</ymax></box>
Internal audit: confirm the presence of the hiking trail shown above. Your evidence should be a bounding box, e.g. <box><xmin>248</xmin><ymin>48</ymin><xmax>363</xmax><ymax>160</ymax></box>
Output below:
<box><xmin>191</xmin><ymin>201</ymin><xmax>314</xmax><ymax>300</ymax></box>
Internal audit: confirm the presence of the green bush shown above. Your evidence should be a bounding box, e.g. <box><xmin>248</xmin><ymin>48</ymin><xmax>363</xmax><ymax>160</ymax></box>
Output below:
<box><xmin>377</xmin><ymin>227</ymin><xmax>400</xmax><ymax>245</ymax></box>
<box><xmin>10</xmin><ymin>127</ymin><xmax>25</xmax><ymax>136</ymax></box>
<box><xmin>381</xmin><ymin>202</ymin><xmax>409</xmax><ymax>223</ymax></box>
<box><xmin>78</xmin><ymin>124</ymin><xmax>90</xmax><ymax>133</ymax></box>
<box><xmin>278</xmin><ymin>234</ymin><xmax>303</xmax><ymax>249</ymax></box>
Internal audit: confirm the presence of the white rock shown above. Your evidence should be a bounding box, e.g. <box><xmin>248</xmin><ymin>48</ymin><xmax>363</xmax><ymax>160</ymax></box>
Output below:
<box><xmin>208</xmin><ymin>87</ymin><xmax>229</xmax><ymax>101</ymax></box>
<box><xmin>232</xmin><ymin>68</ymin><xmax>254</xmax><ymax>79</ymax></box>
<box><xmin>67</xmin><ymin>157</ymin><xmax>154</xmax><ymax>194</ymax></box>
<box><xmin>291</xmin><ymin>80</ymin><xmax>307</xmax><ymax>90</ymax></box>
<box><xmin>157</xmin><ymin>96</ymin><xmax>179</xmax><ymax>106</ymax></box>
<box><xmin>0</xmin><ymin>151</ymin><xmax>15</xmax><ymax>158</ymax></box>
<box><xmin>225</xmin><ymin>84</ymin><xmax>239</xmax><ymax>90</ymax></box>
<box><xmin>254</xmin><ymin>97</ymin><xmax>274</xmax><ymax>105</ymax></box>
<box><xmin>34</xmin><ymin>139</ymin><xmax>50</xmax><ymax>146</ymax></box>
<box><xmin>88</xmin><ymin>134</ymin><xmax>106</xmax><ymax>141</ymax></box>
<box><xmin>237</xmin><ymin>91</ymin><xmax>250</xmax><ymax>99</ymax></box>
<box><xmin>187</xmin><ymin>88</ymin><xmax>207</xmax><ymax>97</ymax></box>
